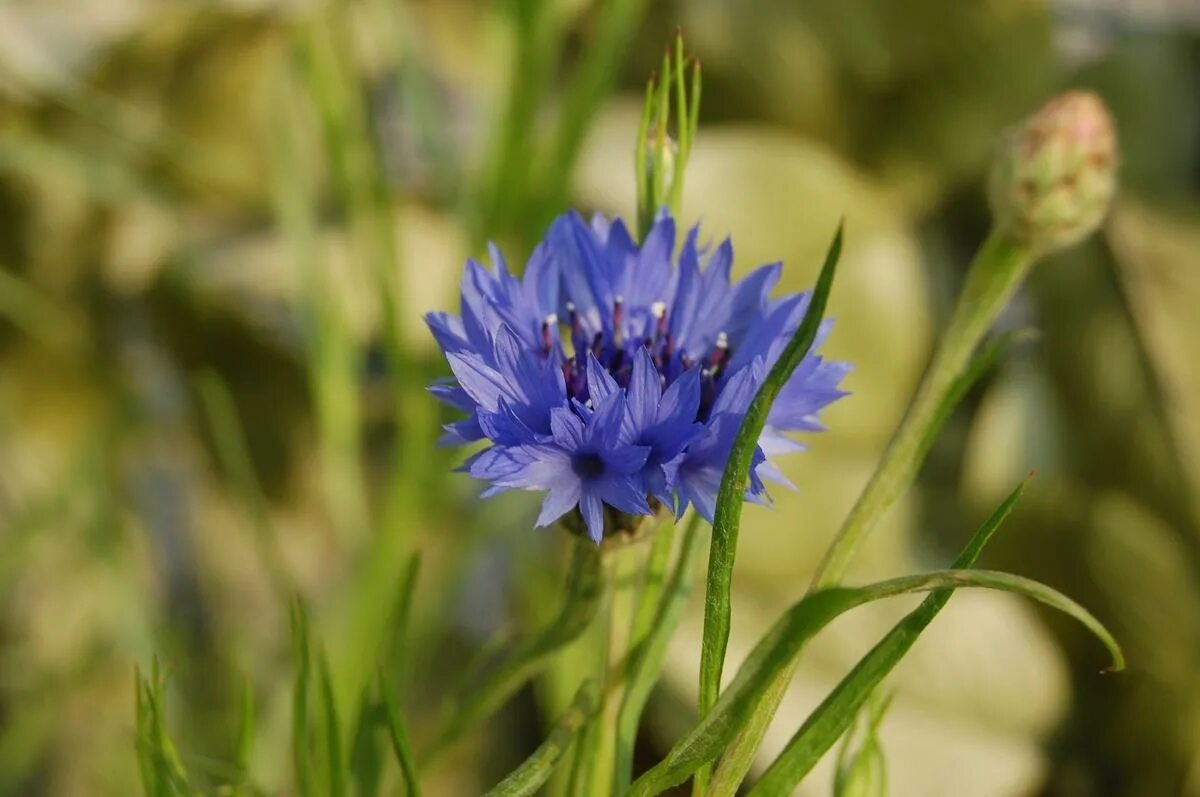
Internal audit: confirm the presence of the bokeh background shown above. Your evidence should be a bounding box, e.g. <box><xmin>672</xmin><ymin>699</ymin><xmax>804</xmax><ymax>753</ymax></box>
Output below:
<box><xmin>1</xmin><ymin>0</ymin><xmax>1199</xmax><ymax>795</ymax></box>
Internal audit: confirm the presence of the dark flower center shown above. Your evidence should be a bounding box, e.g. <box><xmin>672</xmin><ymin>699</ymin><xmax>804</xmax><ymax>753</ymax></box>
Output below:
<box><xmin>571</xmin><ymin>452</ymin><xmax>606</xmax><ymax>479</ymax></box>
<box><xmin>541</xmin><ymin>298</ymin><xmax>733</xmax><ymax>422</ymax></box>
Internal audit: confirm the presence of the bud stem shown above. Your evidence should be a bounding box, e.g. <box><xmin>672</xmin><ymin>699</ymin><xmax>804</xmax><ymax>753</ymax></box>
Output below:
<box><xmin>810</xmin><ymin>229</ymin><xmax>1032</xmax><ymax>590</ymax></box>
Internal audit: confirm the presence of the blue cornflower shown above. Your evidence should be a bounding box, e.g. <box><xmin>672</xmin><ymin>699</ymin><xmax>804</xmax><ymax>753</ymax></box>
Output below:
<box><xmin>426</xmin><ymin>210</ymin><xmax>851</xmax><ymax>542</ymax></box>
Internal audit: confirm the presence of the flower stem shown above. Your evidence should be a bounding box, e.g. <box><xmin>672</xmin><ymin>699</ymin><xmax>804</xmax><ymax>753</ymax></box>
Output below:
<box><xmin>809</xmin><ymin>230</ymin><xmax>1031</xmax><ymax>590</ymax></box>
<box><xmin>590</xmin><ymin>543</ymin><xmax>641</xmax><ymax>796</ymax></box>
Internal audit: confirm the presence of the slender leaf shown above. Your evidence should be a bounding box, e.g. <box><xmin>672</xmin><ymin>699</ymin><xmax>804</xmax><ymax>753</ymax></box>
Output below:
<box><xmin>195</xmin><ymin>371</ymin><xmax>293</xmax><ymax>601</ymax></box>
<box><xmin>290</xmin><ymin>602</ymin><xmax>314</xmax><ymax>797</ymax></box>
<box><xmin>318</xmin><ymin>653</ymin><xmax>346</xmax><ymax>797</ymax></box>
<box><xmin>832</xmin><ymin>693</ymin><xmax>891</xmax><ymax>797</ymax></box>
<box><xmin>428</xmin><ymin>539</ymin><xmax>604</xmax><ymax>757</ymax></box>
<box><xmin>709</xmin><ymin>327</ymin><xmax>1036</xmax><ymax>795</ymax></box>
<box><xmin>750</xmin><ymin>583</ymin><xmax>1121</xmax><ymax>794</ymax></box>
<box><xmin>696</xmin><ymin>224</ymin><xmax>843</xmax><ymax>761</ymax></box>
<box><xmin>629</xmin><ymin>497</ymin><xmax>1121</xmax><ymax>797</ymax></box>
<box><xmin>485</xmin><ymin>680</ymin><xmax>597</xmax><ymax>797</ymax></box>
<box><xmin>380</xmin><ymin>670</ymin><xmax>421</xmax><ymax>797</ymax></box>
<box><xmin>234</xmin><ymin>677</ymin><xmax>254</xmax><ymax>795</ymax></box>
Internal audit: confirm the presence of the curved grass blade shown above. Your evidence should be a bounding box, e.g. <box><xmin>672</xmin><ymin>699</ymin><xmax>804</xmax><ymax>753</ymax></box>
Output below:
<box><xmin>428</xmin><ymin>539</ymin><xmax>603</xmax><ymax>758</ymax></box>
<box><xmin>749</xmin><ymin>582</ymin><xmax>1122</xmax><ymax>795</ymax></box>
<box><xmin>380</xmin><ymin>670</ymin><xmax>421</xmax><ymax>797</ymax></box>
<box><xmin>693</xmin><ymin>479</ymin><xmax>1025</xmax><ymax>797</ymax></box>
<box><xmin>484</xmin><ymin>680</ymin><xmax>597</xmax><ymax>797</ymax></box>
<box><xmin>709</xmin><ymin>329</ymin><xmax>1036</xmax><ymax>796</ymax></box>
<box><xmin>630</xmin><ymin>568</ymin><xmax>1119</xmax><ymax>797</ymax></box>
<box><xmin>629</xmin><ymin>489</ymin><xmax>1121</xmax><ymax>797</ymax></box>
<box><xmin>694</xmin><ymin>223</ymin><xmax>843</xmax><ymax>789</ymax></box>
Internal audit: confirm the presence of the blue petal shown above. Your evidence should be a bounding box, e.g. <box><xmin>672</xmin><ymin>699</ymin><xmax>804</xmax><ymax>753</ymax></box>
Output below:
<box><xmin>586</xmin><ymin>352</ymin><xmax>619</xmax><ymax>403</ymax></box>
<box><xmin>535</xmin><ymin>481</ymin><xmax>582</xmax><ymax>528</ymax></box>
<box><xmin>550</xmin><ymin>406</ymin><xmax>586</xmax><ymax>450</ymax></box>
<box><xmin>579</xmin><ymin>493</ymin><xmax>605</xmax><ymax>543</ymax></box>
<box><xmin>625</xmin><ymin>347</ymin><xmax>662</xmax><ymax>436</ymax></box>
<box><xmin>596</xmin><ymin>474</ymin><xmax>653</xmax><ymax>516</ymax></box>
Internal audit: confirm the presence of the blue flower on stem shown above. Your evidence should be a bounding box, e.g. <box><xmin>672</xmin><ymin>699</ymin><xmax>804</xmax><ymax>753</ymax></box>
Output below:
<box><xmin>426</xmin><ymin>210</ymin><xmax>850</xmax><ymax>542</ymax></box>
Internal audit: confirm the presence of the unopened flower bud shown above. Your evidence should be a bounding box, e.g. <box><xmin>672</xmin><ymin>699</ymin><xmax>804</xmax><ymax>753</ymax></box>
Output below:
<box><xmin>988</xmin><ymin>91</ymin><xmax>1117</xmax><ymax>254</ymax></box>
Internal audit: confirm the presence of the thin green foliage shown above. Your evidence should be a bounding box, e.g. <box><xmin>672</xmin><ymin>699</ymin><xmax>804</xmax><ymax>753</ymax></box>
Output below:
<box><xmin>290</xmin><ymin>602</ymin><xmax>314</xmax><ymax>797</ymax></box>
<box><xmin>234</xmin><ymin>678</ymin><xmax>255</xmax><ymax>796</ymax></box>
<box><xmin>629</xmin><ymin>482</ymin><xmax>1122</xmax><ymax>797</ymax></box>
<box><xmin>134</xmin><ymin>661</ymin><xmax>192</xmax><ymax>797</ymax></box>
<box><xmin>628</xmin><ymin>519</ymin><xmax>677</xmax><ymax>652</ymax></box>
<box><xmin>318</xmin><ymin>654</ymin><xmax>346</xmax><ymax>797</ymax></box>
<box><xmin>748</xmin><ymin>485</ymin><xmax>1119</xmax><ymax>795</ymax></box>
<box><xmin>379</xmin><ymin>670</ymin><xmax>421</xmax><ymax>797</ymax></box>
<box><xmin>634</xmin><ymin>32</ymin><xmax>700</xmax><ymax>239</ymax></box>
<box><xmin>428</xmin><ymin>539</ymin><xmax>604</xmax><ymax>758</ymax></box>
<box><xmin>694</xmin><ymin>223</ymin><xmax>843</xmax><ymax>786</ymax></box>
<box><xmin>195</xmin><ymin>371</ymin><xmax>293</xmax><ymax>601</ymax></box>
<box><xmin>532</xmin><ymin>0</ymin><xmax>652</xmax><ymax>239</ymax></box>
<box><xmin>710</xmin><ymin>327</ymin><xmax>1036</xmax><ymax>793</ymax></box>
<box><xmin>809</xmin><ymin>232</ymin><xmax>1032</xmax><ymax>591</ymax></box>
<box><xmin>615</xmin><ymin>513</ymin><xmax>708</xmax><ymax>792</ymax></box>
<box><xmin>485</xmin><ymin>680</ymin><xmax>597</xmax><ymax>797</ymax></box>
<box><xmin>832</xmin><ymin>693</ymin><xmax>891</xmax><ymax>797</ymax></box>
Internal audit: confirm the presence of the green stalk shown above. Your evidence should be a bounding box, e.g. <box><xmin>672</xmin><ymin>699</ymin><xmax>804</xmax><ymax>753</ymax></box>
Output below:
<box><xmin>575</xmin><ymin>542</ymin><xmax>640</xmax><ymax>796</ymax></box>
<box><xmin>810</xmin><ymin>230</ymin><xmax>1032</xmax><ymax>588</ymax></box>
<box><xmin>615</xmin><ymin>514</ymin><xmax>707</xmax><ymax>792</ymax></box>
<box><xmin>708</xmin><ymin>230</ymin><xmax>1034</xmax><ymax>795</ymax></box>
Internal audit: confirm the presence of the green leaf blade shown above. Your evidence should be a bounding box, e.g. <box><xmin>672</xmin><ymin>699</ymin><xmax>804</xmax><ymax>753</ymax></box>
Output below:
<box><xmin>428</xmin><ymin>540</ymin><xmax>603</xmax><ymax>758</ymax></box>
<box><xmin>697</xmin><ymin>223</ymin><xmax>843</xmax><ymax>726</ymax></box>
<box><xmin>484</xmin><ymin>680</ymin><xmax>597</xmax><ymax>797</ymax></box>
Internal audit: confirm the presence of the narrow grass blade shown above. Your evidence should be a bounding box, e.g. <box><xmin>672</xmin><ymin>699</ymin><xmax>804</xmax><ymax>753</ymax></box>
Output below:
<box><xmin>696</xmin><ymin>224</ymin><xmax>843</xmax><ymax>748</ymax></box>
<box><xmin>615</xmin><ymin>514</ymin><xmax>707</xmax><ymax>792</ymax></box>
<box><xmin>532</xmin><ymin>0</ymin><xmax>651</xmax><ymax>237</ymax></box>
<box><xmin>290</xmin><ymin>602</ymin><xmax>314</xmax><ymax>797</ymax></box>
<box><xmin>428</xmin><ymin>539</ymin><xmax>604</xmax><ymax>757</ymax></box>
<box><xmin>629</xmin><ymin>489</ymin><xmax>1121</xmax><ymax>796</ymax></box>
<box><xmin>380</xmin><ymin>670</ymin><xmax>421</xmax><ymax>797</ymax></box>
<box><xmin>134</xmin><ymin>660</ymin><xmax>192</xmax><ymax>797</ymax></box>
<box><xmin>709</xmin><ymin>327</ymin><xmax>1035</xmax><ymax>795</ymax></box>
<box><xmin>195</xmin><ymin>371</ymin><xmax>293</xmax><ymax>601</ymax></box>
<box><xmin>629</xmin><ymin>566</ymin><xmax>1119</xmax><ymax>797</ymax></box>
<box><xmin>749</xmin><ymin>580</ymin><xmax>1121</xmax><ymax>796</ymax></box>
<box><xmin>705</xmin><ymin>479</ymin><xmax>1025</xmax><ymax>797</ymax></box>
<box><xmin>832</xmin><ymin>693</ymin><xmax>891</xmax><ymax>797</ymax></box>
<box><xmin>484</xmin><ymin>680</ymin><xmax>597</xmax><ymax>797</ymax></box>
<box><xmin>319</xmin><ymin>653</ymin><xmax>346</xmax><ymax>797</ymax></box>
<box><xmin>133</xmin><ymin>667</ymin><xmax>161</xmax><ymax>797</ymax></box>
<box><xmin>234</xmin><ymin>677</ymin><xmax>254</xmax><ymax>795</ymax></box>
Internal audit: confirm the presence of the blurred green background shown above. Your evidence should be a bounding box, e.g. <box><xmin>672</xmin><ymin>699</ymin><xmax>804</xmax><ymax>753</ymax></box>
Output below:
<box><xmin>1</xmin><ymin>1</ymin><xmax>1198</xmax><ymax>795</ymax></box>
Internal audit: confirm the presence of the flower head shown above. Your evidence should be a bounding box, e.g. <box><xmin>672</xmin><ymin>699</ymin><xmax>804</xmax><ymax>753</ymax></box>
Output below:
<box><xmin>427</xmin><ymin>210</ymin><xmax>851</xmax><ymax>542</ymax></box>
<box><xmin>988</xmin><ymin>91</ymin><xmax>1118</xmax><ymax>254</ymax></box>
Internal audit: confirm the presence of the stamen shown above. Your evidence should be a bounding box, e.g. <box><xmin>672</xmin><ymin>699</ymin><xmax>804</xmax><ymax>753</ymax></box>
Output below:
<box><xmin>652</xmin><ymin>301</ymin><xmax>669</xmax><ymax>340</ymax></box>
<box><xmin>707</xmin><ymin>331</ymin><xmax>730</xmax><ymax>367</ymax></box>
<box><xmin>612</xmin><ymin>296</ymin><xmax>625</xmax><ymax>345</ymax></box>
<box><xmin>541</xmin><ymin>314</ymin><xmax>557</xmax><ymax>352</ymax></box>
